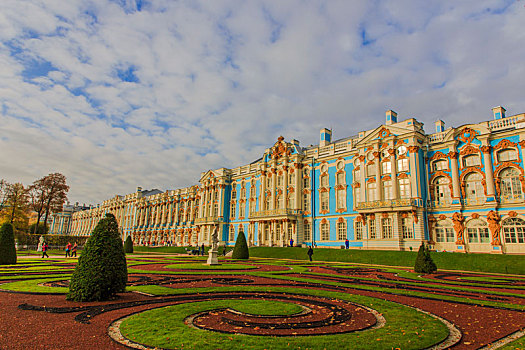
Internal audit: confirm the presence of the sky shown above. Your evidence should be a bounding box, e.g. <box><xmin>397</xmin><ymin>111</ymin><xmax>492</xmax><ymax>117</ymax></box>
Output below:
<box><xmin>1</xmin><ymin>0</ymin><xmax>524</xmax><ymax>205</ymax></box>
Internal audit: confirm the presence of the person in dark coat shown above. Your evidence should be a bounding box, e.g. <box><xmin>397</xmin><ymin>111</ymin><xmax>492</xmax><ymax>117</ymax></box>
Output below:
<box><xmin>71</xmin><ymin>243</ymin><xmax>78</xmax><ymax>257</ymax></box>
<box><xmin>201</xmin><ymin>243</ymin><xmax>205</xmax><ymax>256</ymax></box>
<box><xmin>42</xmin><ymin>242</ymin><xmax>49</xmax><ymax>258</ymax></box>
<box><xmin>345</xmin><ymin>239</ymin><xmax>349</xmax><ymax>249</ymax></box>
<box><xmin>307</xmin><ymin>246</ymin><xmax>313</xmax><ymax>262</ymax></box>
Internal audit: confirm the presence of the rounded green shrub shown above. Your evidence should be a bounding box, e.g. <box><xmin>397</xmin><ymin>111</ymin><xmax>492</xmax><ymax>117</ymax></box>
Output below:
<box><xmin>231</xmin><ymin>230</ymin><xmax>249</xmax><ymax>259</ymax></box>
<box><xmin>414</xmin><ymin>243</ymin><xmax>437</xmax><ymax>274</ymax></box>
<box><xmin>0</xmin><ymin>222</ymin><xmax>17</xmax><ymax>265</ymax></box>
<box><xmin>124</xmin><ymin>235</ymin><xmax>134</xmax><ymax>254</ymax></box>
<box><xmin>67</xmin><ymin>213</ymin><xmax>127</xmax><ymax>301</ymax></box>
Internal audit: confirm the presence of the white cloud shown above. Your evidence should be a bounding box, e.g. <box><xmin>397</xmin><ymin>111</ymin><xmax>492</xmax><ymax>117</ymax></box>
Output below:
<box><xmin>0</xmin><ymin>0</ymin><xmax>524</xmax><ymax>204</ymax></box>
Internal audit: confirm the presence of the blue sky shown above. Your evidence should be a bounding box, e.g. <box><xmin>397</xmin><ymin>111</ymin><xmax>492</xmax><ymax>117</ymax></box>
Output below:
<box><xmin>1</xmin><ymin>0</ymin><xmax>524</xmax><ymax>204</ymax></box>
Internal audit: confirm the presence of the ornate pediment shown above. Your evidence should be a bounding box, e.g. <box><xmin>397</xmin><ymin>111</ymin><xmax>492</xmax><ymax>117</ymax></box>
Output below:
<box><xmin>270</xmin><ymin>136</ymin><xmax>292</xmax><ymax>160</ymax></box>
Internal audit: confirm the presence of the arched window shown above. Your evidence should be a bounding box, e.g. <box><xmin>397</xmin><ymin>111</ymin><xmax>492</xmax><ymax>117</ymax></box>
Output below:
<box><xmin>381</xmin><ymin>217</ymin><xmax>392</xmax><ymax>239</ymax></box>
<box><xmin>464</xmin><ymin>172</ymin><xmax>485</xmax><ymax>203</ymax></box>
<box><xmin>500</xmin><ymin>168</ymin><xmax>523</xmax><ymax>202</ymax></box>
<box><xmin>336</xmin><ymin>172</ymin><xmax>345</xmax><ymax>185</ymax></box>
<box><xmin>276</xmin><ymin>194</ymin><xmax>284</xmax><ymax>209</ymax></box>
<box><xmin>502</xmin><ymin>217</ymin><xmax>525</xmax><ymax>244</ymax></box>
<box><xmin>433</xmin><ymin>176</ymin><xmax>451</xmax><ymax>205</ymax></box>
<box><xmin>367</xmin><ymin>182</ymin><xmax>376</xmax><ymax>201</ymax></box>
<box><xmin>399</xmin><ymin>178</ymin><xmax>411</xmax><ymax>199</ymax></box>
<box><xmin>337</xmin><ymin>220</ymin><xmax>347</xmax><ymax>240</ymax></box>
<box><xmin>229</xmin><ymin>225</ymin><xmax>235</xmax><ymax>241</ymax></box>
<box><xmin>401</xmin><ymin>217</ymin><xmax>414</xmax><ymax>239</ymax></box>
<box><xmin>383</xmin><ymin>180</ymin><xmax>393</xmax><ymax>200</ymax></box>
<box><xmin>230</xmin><ymin>201</ymin><xmax>236</xmax><ymax>218</ymax></box>
<box><xmin>265</xmin><ymin>194</ymin><xmax>271</xmax><ymax>210</ymax></box>
<box><xmin>354</xmin><ymin>220</ymin><xmax>363</xmax><ymax>240</ymax></box>
<box><xmin>497</xmin><ymin>149</ymin><xmax>518</xmax><ymax>162</ymax></box>
<box><xmin>231</xmin><ymin>188</ymin><xmax>237</xmax><ymax>200</ymax></box>
<box><xmin>435</xmin><ymin>220</ymin><xmax>454</xmax><ymax>243</ymax></box>
<box><xmin>466</xmin><ymin>219</ymin><xmax>489</xmax><ymax>243</ymax></box>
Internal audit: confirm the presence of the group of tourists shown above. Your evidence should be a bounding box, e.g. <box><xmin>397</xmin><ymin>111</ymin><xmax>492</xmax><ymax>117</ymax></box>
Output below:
<box><xmin>65</xmin><ymin>242</ymin><xmax>77</xmax><ymax>257</ymax></box>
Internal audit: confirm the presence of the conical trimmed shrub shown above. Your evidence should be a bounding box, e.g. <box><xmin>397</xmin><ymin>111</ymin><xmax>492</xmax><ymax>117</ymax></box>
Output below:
<box><xmin>414</xmin><ymin>243</ymin><xmax>437</xmax><ymax>274</ymax></box>
<box><xmin>124</xmin><ymin>235</ymin><xmax>133</xmax><ymax>254</ymax></box>
<box><xmin>0</xmin><ymin>223</ymin><xmax>17</xmax><ymax>265</ymax></box>
<box><xmin>67</xmin><ymin>213</ymin><xmax>127</xmax><ymax>301</ymax></box>
<box><xmin>231</xmin><ymin>230</ymin><xmax>249</xmax><ymax>259</ymax></box>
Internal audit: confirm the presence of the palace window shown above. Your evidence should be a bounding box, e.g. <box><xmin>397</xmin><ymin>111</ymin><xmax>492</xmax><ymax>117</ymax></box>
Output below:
<box><xmin>502</xmin><ymin>217</ymin><xmax>525</xmax><ymax>244</ymax></box>
<box><xmin>229</xmin><ymin>225</ymin><xmax>235</xmax><ymax>241</ymax></box>
<box><xmin>367</xmin><ymin>182</ymin><xmax>376</xmax><ymax>201</ymax></box>
<box><xmin>354</xmin><ymin>168</ymin><xmax>361</xmax><ymax>181</ymax></box>
<box><xmin>303</xmin><ymin>193</ymin><xmax>310</xmax><ymax>211</ymax></box>
<box><xmin>466</xmin><ymin>219</ymin><xmax>490</xmax><ymax>243</ymax></box>
<box><xmin>497</xmin><ymin>149</ymin><xmax>518</xmax><ymax>162</ymax></box>
<box><xmin>277</xmin><ymin>175</ymin><xmax>283</xmax><ymax>187</ymax></box>
<box><xmin>265</xmin><ymin>195</ymin><xmax>271</xmax><ymax>210</ymax></box>
<box><xmin>381</xmin><ymin>218</ymin><xmax>393</xmax><ymax>239</ymax></box>
<box><xmin>239</xmin><ymin>202</ymin><xmax>246</xmax><ymax>217</ymax></box>
<box><xmin>321</xmin><ymin>191</ymin><xmax>329</xmax><ymax>211</ymax></box>
<box><xmin>355</xmin><ymin>220</ymin><xmax>363</xmax><ymax>240</ymax></box>
<box><xmin>465</xmin><ymin>172</ymin><xmax>485</xmax><ymax>201</ymax></box>
<box><xmin>500</xmin><ymin>168</ymin><xmax>523</xmax><ymax>201</ymax></box>
<box><xmin>231</xmin><ymin>188</ymin><xmax>237</xmax><ymax>201</ymax></box>
<box><xmin>287</xmin><ymin>225</ymin><xmax>293</xmax><ymax>240</ymax></box>
<box><xmin>399</xmin><ymin>178</ymin><xmax>410</xmax><ymax>199</ymax></box>
<box><xmin>435</xmin><ymin>221</ymin><xmax>455</xmax><ymax>243</ymax></box>
<box><xmin>434</xmin><ymin>177</ymin><xmax>451</xmax><ymax>204</ymax></box>
<box><xmin>336</xmin><ymin>172</ymin><xmax>345</xmax><ymax>185</ymax></box>
<box><xmin>336</xmin><ymin>188</ymin><xmax>346</xmax><ymax>209</ymax></box>
<box><xmin>369</xmin><ymin>218</ymin><xmax>377</xmax><ymax>239</ymax></box>
<box><xmin>241</xmin><ymin>187</ymin><xmax>246</xmax><ymax>199</ymax></box>
<box><xmin>432</xmin><ymin>160</ymin><xmax>448</xmax><ymax>172</ymax></box>
<box><xmin>288</xmin><ymin>193</ymin><xmax>295</xmax><ymax>209</ymax></box>
<box><xmin>462</xmin><ymin>155</ymin><xmax>480</xmax><ymax>167</ymax></box>
<box><xmin>367</xmin><ymin>164</ymin><xmax>376</xmax><ymax>176</ymax></box>
<box><xmin>303</xmin><ymin>177</ymin><xmax>310</xmax><ymax>189</ymax></box>
<box><xmin>383</xmin><ymin>180</ymin><xmax>393</xmax><ymax>200</ymax></box>
<box><xmin>276</xmin><ymin>195</ymin><xmax>284</xmax><ymax>209</ymax></box>
<box><xmin>213</xmin><ymin>202</ymin><xmax>219</xmax><ymax>216</ymax></box>
<box><xmin>337</xmin><ymin>220</ymin><xmax>347</xmax><ymax>240</ymax></box>
<box><xmin>321</xmin><ymin>174</ymin><xmax>329</xmax><ymax>187</ymax></box>
<box><xmin>304</xmin><ymin>222</ymin><xmax>311</xmax><ymax>241</ymax></box>
<box><xmin>289</xmin><ymin>173</ymin><xmax>294</xmax><ymax>185</ymax></box>
<box><xmin>249</xmin><ymin>199</ymin><xmax>256</xmax><ymax>213</ymax></box>
<box><xmin>320</xmin><ymin>222</ymin><xmax>330</xmax><ymax>240</ymax></box>
<box><xmin>397</xmin><ymin>158</ymin><xmax>409</xmax><ymax>172</ymax></box>
<box><xmin>354</xmin><ymin>187</ymin><xmax>361</xmax><ymax>204</ymax></box>
<box><xmin>401</xmin><ymin>217</ymin><xmax>414</xmax><ymax>239</ymax></box>
<box><xmin>382</xmin><ymin>161</ymin><xmax>391</xmax><ymax>175</ymax></box>
<box><xmin>230</xmin><ymin>201</ymin><xmax>236</xmax><ymax>218</ymax></box>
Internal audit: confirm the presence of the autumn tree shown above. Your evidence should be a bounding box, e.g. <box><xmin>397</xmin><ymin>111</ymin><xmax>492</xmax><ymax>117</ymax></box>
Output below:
<box><xmin>35</xmin><ymin>173</ymin><xmax>69</xmax><ymax>232</ymax></box>
<box><xmin>0</xmin><ymin>182</ymin><xmax>30</xmax><ymax>232</ymax></box>
<box><xmin>28</xmin><ymin>178</ymin><xmax>48</xmax><ymax>234</ymax></box>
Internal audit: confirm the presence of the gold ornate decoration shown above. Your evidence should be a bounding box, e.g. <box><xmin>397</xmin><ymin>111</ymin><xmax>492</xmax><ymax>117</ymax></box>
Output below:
<box><xmin>494</xmin><ymin>139</ymin><xmax>518</xmax><ymax>152</ymax></box>
<box><xmin>438</xmin><ymin>214</ymin><xmax>447</xmax><ymax>220</ymax></box>
<box><xmin>378</xmin><ymin>127</ymin><xmax>392</xmax><ymax>139</ymax></box>
<box><xmin>366</xmin><ymin>178</ymin><xmax>376</xmax><ymax>183</ymax></box>
<box><xmin>471</xmin><ymin>213</ymin><xmax>479</xmax><ymax>219</ymax></box>
<box><xmin>459</xmin><ymin>145</ymin><xmax>480</xmax><ymax>156</ymax></box>
<box><xmin>411</xmin><ymin>210</ymin><xmax>418</xmax><ymax>224</ymax></box>
<box><xmin>408</xmin><ymin>146</ymin><xmax>420</xmax><ymax>153</ymax></box>
<box><xmin>486</xmin><ymin>210</ymin><xmax>501</xmax><ymax>246</ymax></box>
<box><xmin>481</xmin><ymin>145</ymin><xmax>491</xmax><ymax>154</ymax></box>
<box><xmin>271</xmin><ymin>137</ymin><xmax>292</xmax><ymax>160</ymax></box>
<box><xmin>452</xmin><ymin>212</ymin><xmax>465</xmax><ymax>245</ymax></box>
<box><xmin>448</xmin><ymin>151</ymin><xmax>458</xmax><ymax>159</ymax></box>
<box><xmin>456</xmin><ymin>127</ymin><xmax>478</xmax><ymax>144</ymax></box>
<box><xmin>395</xmin><ymin>139</ymin><xmax>407</xmax><ymax>146</ymax></box>
<box><xmin>509</xmin><ymin>211</ymin><xmax>518</xmax><ymax>217</ymax></box>
<box><xmin>382</xmin><ymin>212</ymin><xmax>389</xmax><ymax>218</ymax></box>
<box><xmin>430</xmin><ymin>151</ymin><xmax>448</xmax><ymax>161</ymax></box>
<box><xmin>369</xmin><ymin>213</ymin><xmax>375</xmax><ymax>220</ymax></box>
<box><xmin>321</xmin><ymin>218</ymin><xmax>328</xmax><ymax>224</ymax></box>
<box><xmin>337</xmin><ymin>217</ymin><xmax>346</xmax><ymax>223</ymax></box>
<box><xmin>352</xmin><ymin>182</ymin><xmax>361</xmax><ymax>188</ymax></box>
<box><xmin>373</xmin><ymin>151</ymin><xmax>380</xmax><ymax>159</ymax></box>
<box><xmin>359</xmin><ymin>155</ymin><xmax>365</xmax><ymax>162</ymax></box>
<box><xmin>382</xmin><ymin>175</ymin><xmax>391</xmax><ymax>181</ymax></box>
<box><xmin>388</xmin><ymin>149</ymin><xmax>395</xmax><ymax>156</ymax></box>
<box><xmin>398</xmin><ymin>173</ymin><xmax>409</xmax><ymax>179</ymax></box>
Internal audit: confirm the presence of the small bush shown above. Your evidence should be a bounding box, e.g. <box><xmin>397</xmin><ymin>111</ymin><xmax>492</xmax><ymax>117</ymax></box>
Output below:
<box><xmin>0</xmin><ymin>223</ymin><xmax>17</xmax><ymax>265</ymax></box>
<box><xmin>231</xmin><ymin>230</ymin><xmax>249</xmax><ymax>259</ymax></box>
<box><xmin>414</xmin><ymin>243</ymin><xmax>437</xmax><ymax>274</ymax></box>
<box><xmin>124</xmin><ymin>235</ymin><xmax>134</xmax><ymax>254</ymax></box>
<box><xmin>66</xmin><ymin>213</ymin><xmax>127</xmax><ymax>301</ymax></box>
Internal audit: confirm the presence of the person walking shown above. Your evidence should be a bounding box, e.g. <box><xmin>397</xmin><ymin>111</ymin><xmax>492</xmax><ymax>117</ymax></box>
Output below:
<box><xmin>289</xmin><ymin>238</ymin><xmax>294</xmax><ymax>247</ymax></box>
<box><xmin>42</xmin><ymin>242</ymin><xmax>49</xmax><ymax>258</ymax></box>
<box><xmin>345</xmin><ymin>239</ymin><xmax>349</xmax><ymax>249</ymax></box>
<box><xmin>307</xmin><ymin>246</ymin><xmax>313</xmax><ymax>262</ymax></box>
<box><xmin>71</xmin><ymin>243</ymin><xmax>77</xmax><ymax>257</ymax></box>
<box><xmin>65</xmin><ymin>242</ymin><xmax>72</xmax><ymax>258</ymax></box>
<box><xmin>201</xmin><ymin>243</ymin><xmax>205</xmax><ymax>256</ymax></box>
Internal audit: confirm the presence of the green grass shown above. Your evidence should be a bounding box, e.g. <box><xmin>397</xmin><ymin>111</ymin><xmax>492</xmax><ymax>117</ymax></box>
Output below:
<box><xmin>248</xmin><ymin>247</ymin><xmax>525</xmax><ymax>275</ymax></box>
<box><xmin>119</xmin><ymin>291</ymin><xmax>448</xmax><ymax>350</ymax></box>
<box><xmin>500</xmin><ymin>334</ymin><xmax>525</xmax><ymax>349</ymax></box>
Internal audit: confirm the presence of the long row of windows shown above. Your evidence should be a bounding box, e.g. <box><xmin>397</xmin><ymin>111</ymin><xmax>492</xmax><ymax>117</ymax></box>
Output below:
<box><xmin>434</xmin><ymin>217</ymin><xmax>525</xmax><ymax>244</ymax></box>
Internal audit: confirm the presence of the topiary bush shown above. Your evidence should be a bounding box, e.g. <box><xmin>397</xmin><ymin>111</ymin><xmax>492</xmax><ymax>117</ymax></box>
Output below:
<box><xmin>0</xmin><ymin>223</ymin><xmax>17</xmax><ymax>265</ymax></box>
<box><xmin>66</xmin><ymin>213</ymin><xmax>127</xmax><ymax>301</ymax></box>
<box><xmin>232</xmin><ymin>230</ymin><xmax>249</xmax><ymax>259</ymax></box>
<box><xmin>124</xmin><ymin>235</ymin><xmax>133</xmax><ymax>254</ymax></box>
<box><xmin>414</xmin><ymin>242</ymin><xmax>437</xmax><ymax>274</ymax></box>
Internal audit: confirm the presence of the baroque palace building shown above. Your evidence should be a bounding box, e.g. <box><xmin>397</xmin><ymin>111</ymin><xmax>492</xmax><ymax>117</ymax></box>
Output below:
<box><xmin>50</xmin><ymin>106</ymin><xmax>525</xmax><ymax>253</ymax></box>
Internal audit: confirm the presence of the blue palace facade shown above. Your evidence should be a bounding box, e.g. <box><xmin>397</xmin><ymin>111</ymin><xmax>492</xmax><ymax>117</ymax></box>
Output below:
<box><xmin>50</xmin><ymin>106</ymin><xmax>525</xmax><ymax>253</ymax></box>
